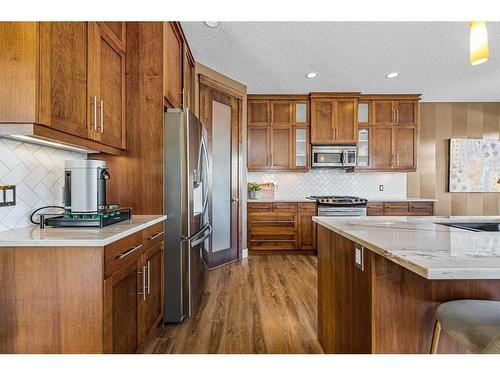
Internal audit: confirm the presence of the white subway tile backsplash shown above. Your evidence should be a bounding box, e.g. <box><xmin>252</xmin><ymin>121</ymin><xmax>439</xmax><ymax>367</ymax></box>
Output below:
<box><xmin>0</xmin><ymin>138</ymin><xmax>87</xmax><ymax>230</ymax></box>
<box><xmin>248</xmin><ymin>169</ymin><xmax>407</xmax><ymax>199</ymax></box>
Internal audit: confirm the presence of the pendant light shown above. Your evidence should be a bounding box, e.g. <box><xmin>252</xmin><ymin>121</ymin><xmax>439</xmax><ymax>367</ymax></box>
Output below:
<box><xmin>470</xmin><ymin>21</ymin><xmax>489</xmax><ymax>65</ymax></box>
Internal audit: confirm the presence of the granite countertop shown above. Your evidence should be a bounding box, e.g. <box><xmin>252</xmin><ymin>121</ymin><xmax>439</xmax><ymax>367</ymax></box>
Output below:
<box><xmin>313</xmin><ymin>215</ymin><xmax>500</xmax><ymax>280</ymax></box>
<box><xmin>0</xmin><ymin>215</ymin><xmax>167</xmax><ymax>247</ymax></box>
<box><xmin>247</xmin><ymin>197</ymin><xmax>436</xmax><ymax>203</ymax></box>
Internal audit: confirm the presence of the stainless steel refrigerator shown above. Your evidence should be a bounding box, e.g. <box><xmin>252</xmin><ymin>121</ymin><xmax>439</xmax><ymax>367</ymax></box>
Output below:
<box><xmin>164</xmin><ymin>109</ymin><xmax>211</xmax><ymax>323</ymax></box>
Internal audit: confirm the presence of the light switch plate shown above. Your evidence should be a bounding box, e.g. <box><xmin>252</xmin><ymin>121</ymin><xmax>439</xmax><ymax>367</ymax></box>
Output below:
<box><xmin>354</xmin><ymin>243</ymin><xmax>364</xmax><ymax>271</ymax></box>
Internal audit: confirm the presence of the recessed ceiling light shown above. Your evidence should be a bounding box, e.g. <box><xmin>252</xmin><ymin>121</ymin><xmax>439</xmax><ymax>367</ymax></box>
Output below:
<box><xmin>385</xmin><ymin>72</ymin><xmax>399</xmax><ymax>79</ymax></box>
<box><xmin>306</xmin><ymin>72</ymin><xmax>318</xmax><ymax>79</ymax></box>
<box><xmin>204</xmin><ymin>21</ymin><xmax>220</xmax><ymax>28</ymax></box>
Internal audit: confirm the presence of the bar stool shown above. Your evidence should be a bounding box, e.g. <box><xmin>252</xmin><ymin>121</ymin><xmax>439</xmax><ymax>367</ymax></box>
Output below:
<box><xmin>430</xmin><ymin>299</ymin><xmax>500</xmax><ymax>354</ymax></box>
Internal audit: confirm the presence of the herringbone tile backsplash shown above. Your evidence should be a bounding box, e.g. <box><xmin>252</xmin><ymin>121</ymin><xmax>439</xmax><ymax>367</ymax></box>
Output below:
<box><xmin>0</xmin><ymin>138</ymin><xmax>87</xmax><ymax>231</ymax></box>
<box><xmin>248</xmin><ymin>169</ymin><xmax>407</xmax><ymax>199</ymax></box>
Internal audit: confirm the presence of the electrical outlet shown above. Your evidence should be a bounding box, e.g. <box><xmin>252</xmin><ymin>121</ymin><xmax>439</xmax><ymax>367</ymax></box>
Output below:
<box><xmin>379</xmin><ymin>185</ymin><xmax>384</xmax><ymax>191</ymax></box>
<box><xmin>0</xmin><ymin>184</ymin><xmax>16</xmax><ymax>207</ymax></box>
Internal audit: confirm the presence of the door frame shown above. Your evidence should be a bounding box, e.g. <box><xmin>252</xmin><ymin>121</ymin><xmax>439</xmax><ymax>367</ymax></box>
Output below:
<box><xmin>199</xmin><ymin>75</ymin><xmax>243</xmax><ymax>268</ymax></box>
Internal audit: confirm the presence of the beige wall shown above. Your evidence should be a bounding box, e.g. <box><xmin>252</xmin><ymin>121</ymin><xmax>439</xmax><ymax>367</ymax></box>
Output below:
<box><xmin>408</xmin><ymin>103</ymin><xmax>500</xmax><ymax>216</ymax></box>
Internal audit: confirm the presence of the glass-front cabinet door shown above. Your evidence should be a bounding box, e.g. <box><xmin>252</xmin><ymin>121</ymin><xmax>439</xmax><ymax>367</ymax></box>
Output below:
<box><xmin>294</xmin><ymin>102</ymin><xmax>309</xmax><ymax>124</ymax></box>
<box><xmin>358</xmin><ymin>101</ymin><xmax>370</xmax><ymax>125</ymax></box>
<box><xmin>294</xmin><ymin>127</ymin><xmax>308</xmax><ymax>168</ymax></box>
<box><xmin>357</xmin><ymin>128</ymin><xmax>370</xmax><ymax>168</ymax></box>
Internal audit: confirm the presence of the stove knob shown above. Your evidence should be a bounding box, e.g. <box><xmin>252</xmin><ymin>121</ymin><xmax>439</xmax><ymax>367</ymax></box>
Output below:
<box><xmin>320</xmin><ymin>199</ymin><xmax>325</xmax><ymax>203</ymax></box>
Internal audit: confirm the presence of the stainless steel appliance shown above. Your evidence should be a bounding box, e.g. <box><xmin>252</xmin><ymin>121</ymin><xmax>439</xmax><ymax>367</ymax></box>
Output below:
<box><xmin>33</xmin><ymin>159</ymin><xmax>131</xmax><ymax>228</ymax></box>
<box><xmin>312</xmin><ymin>145</ymin><xmax>357</xmax><ymax>168</ymax></box>
<box><xmin>308</xmin><ymin>195</ymin><xmax>368</xmax><ymax>216</ymax></box>
<box><xmin>164</xmin><ymin>109</ymin><xmax>211</xmax><ymax>323</ymax></box>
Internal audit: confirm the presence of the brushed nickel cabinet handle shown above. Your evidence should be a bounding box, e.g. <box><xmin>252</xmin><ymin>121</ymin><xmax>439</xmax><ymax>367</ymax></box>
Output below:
<box><xmin>100</xmin><ymin>99</ymin><xmax>104</xmax><ymax>133</ymax></box>
<box><xmin>147</xmin><ymin>260</ymin><xmax>151</xmax><ymax>295</ymax></box>
<box><xmin>92</xmin><ymin>96</ymin><xmax>97</xmax><ymax>131</ymax></box>
<box><xmin>148</xmin><ymin>231</ymin><xmax>164</xmax><ymax>241</ymax></box>
<box><xmin>115</xmin><ymin>244</ymin><xmax>143</xmax><ymax>260</ymax></box>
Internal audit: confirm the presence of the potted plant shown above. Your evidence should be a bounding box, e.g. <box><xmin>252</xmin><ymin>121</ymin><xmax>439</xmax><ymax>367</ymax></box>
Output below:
<box><xmin>248</xmin><ymin>182</ymin><xmax>261</xmax><ymax>199</ymax></box>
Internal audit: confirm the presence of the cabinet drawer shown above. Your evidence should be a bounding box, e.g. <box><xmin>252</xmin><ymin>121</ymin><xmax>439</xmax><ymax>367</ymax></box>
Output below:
<box><xmin>249</xmin><ymin>233</ymin><xmax>297</xmax><ymax>250</ymax></box>
<box><xmin>408</xmin><ymin>202</ymin><xmax>433</xmax><ymax>216</ymax></box>
<box><xmin>383</xmin><ymin>202</ymin><xmax>409</xmax><ymax>215</ymax></box>
<box><xmin>249</xmin><ymin>212</ymin><xmax>297</xmax><ymax>232</ymax></box>
<box><xmin>298</xmin><ymin>202</ymin><xmax>317</xmax><ymax>212</ymax></box>
<box><xmin>272</xmin><ymin>202</ymin><xmax>298</xmax><ymax>212</ymax></box>
<box><xmin>105</xmin><ymin>231</ymin><xmax>144</xmax><ymax>277</ymax></box>
<box><xmin>366</xmin><ymin>202</ymin><xmax>384</xmax><ymax>216</ymax></box>
<box><xmin>248</xmin><ymin>202</ymin><xmax>272</xmax><ymax>212</ymax></box>
<box><xmin>142</xmin><ymin>222</ymin><xmax>164</xmax><ymax>250</ymax></box>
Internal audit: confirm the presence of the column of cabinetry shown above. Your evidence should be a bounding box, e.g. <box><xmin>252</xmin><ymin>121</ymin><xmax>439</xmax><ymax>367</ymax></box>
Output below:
<box><xmin>355</xmin><ymin>95</ymin><xmax>420</xmax><ymax>171</ymax></box>
<box><xmin>310</xmin><ymin>93</ymin><xmax>359</xmax><ymax>144</ymax></box>
<box><xmin>247</xmin><ymin>95</ymin><xmax>310</xmax><ymax>171</ymax></box>
<box><xmin>0</xmin><ymin>22</ymin><xmax>126</xmax><ymax>153</ymax></box>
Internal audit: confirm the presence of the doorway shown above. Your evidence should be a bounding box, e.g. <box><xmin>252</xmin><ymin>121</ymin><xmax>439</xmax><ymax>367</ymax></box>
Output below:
<box><xmin>199</xmin><ymin>79</ymin><xmax>242</xmax><ymax>268</ymax></box>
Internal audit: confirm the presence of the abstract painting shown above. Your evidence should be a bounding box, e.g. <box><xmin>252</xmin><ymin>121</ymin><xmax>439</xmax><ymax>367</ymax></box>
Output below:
<box><xmin>449</xmin><ymin>139</ymin><xmax>500</xmax><ymax>192</ymax></box>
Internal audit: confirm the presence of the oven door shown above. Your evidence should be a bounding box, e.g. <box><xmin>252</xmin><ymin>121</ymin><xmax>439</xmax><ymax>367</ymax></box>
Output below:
<box><xmin>312</xmin><ymin>147</ymin><xmax>344</xmax><ymax>167</ymax></box>
<box><xmin>318</xmin><ymin>205</ymin><xmax>367</xmax><ymax>216</ymax></box>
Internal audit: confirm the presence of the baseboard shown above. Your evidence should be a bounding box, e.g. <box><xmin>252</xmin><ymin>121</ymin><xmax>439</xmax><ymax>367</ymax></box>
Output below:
<box><xmin>241</xmin><ymin>248</ymin><xmax>248</xmax><ymax>259</ymax></box>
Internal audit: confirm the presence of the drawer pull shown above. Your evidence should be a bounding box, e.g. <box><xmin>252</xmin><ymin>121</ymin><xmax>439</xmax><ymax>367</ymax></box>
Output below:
<box><xmin>116</xmin><ymin>244</ymin><xmax>143</xmax><ymax>260</ymax></box>
<box><xmin>148</xmin><ymin>231</ymin><xmax>164</xmax><ymax>241</ymax></box>
<box><xmin>250</xmin><ymin>239</ymin><xmax>295</xmax><ymax>243</ymax></box>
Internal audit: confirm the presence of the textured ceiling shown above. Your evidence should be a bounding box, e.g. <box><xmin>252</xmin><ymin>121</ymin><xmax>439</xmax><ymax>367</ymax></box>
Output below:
<box><xmin>181</xmin><ymin>22</ymin><xmax>500</xmax><ymax>101</ymax></box>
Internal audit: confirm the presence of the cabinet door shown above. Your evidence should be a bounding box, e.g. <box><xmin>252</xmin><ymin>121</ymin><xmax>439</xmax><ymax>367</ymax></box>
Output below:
<box><xmin>336</xmin><ymin>99</ymin><xmax>357</xmax><ymax>143</ymax></box>
<box><xmin>248</xmin><ymin>100</ymin><xmax>270</xmax><ymax>126</ymax></box>
<box><xmin>39</xmin><ymin>22</ymin><xmax>93</xmax><ymax>139</ymax></box>
<box><xmin>271</xmin><ymin>101</ymin><xmax>292</xmax><ymax>125</ymax></box>
<box><xmin>163</xmin><ymin>22</ymin><xmax>183</xmax><ymax>108</ymax></box>
<box><xmin>396</xmin><ymin>100</ymin><xmax>418</xmax><ymax>126</ymax></box>
<box><xmin>357</xmin><ymin>101</ymin><xmax>370</xmax><ymax>125</ymax></box>
<box><xmin>298</xmin><ymin>204</ymin><xmax>316</xmax><ymax>250</ymax></box>
<box><xmin>311</xmin><ymin>100</ymin><xmax>333</xmax><ymax>143</ymax></box>
<box><xmin>372</xmin><ymin>100</ymin><xmax>395</xmax><ymax>126</ymax></box>
<box><xmin>357</xmin><ymin>127</ymin><xmax>370</xmax><ymax>168</ymax></box>
<box><xmin>393</xmin><ymin>127</ymin><xmax>416</xmax><ymax>169</ymax></box>
<box><xmin>183</xmin><ymin>46</ymin><xmax>195</xmax><ymax>110</ymax></box>
<box><xmin>139</xmin><ymin>243</ymin><xmax>163</xmax><ymax>346</ymax></box>
<box><xmin>248</xmin><ymin>126</ymin><xmax>270</xmax><ymax>170</ymax></box>
<box><xmin>371</xmin><ymin>126</ymin><xmax>393</xmax><ymax>169</ymax></box>
<box><xmin>293</xmin><ymin>126</ymin><xmax>309</xmax><ymax>170</ymax></box>
<box><xmin>270</xmin><ymin>127</ymin><xmax>292</xmax><ymax>169</ymax></box>
<box><xmin>94</xmin><ymin>24</ymin><xmax>126</xmax><ymax>149</ymax></box>
<box><xmin>104</xmin><ymin>259</ymin><xmax>141</xmax><ymax>354</ymax></box>
<box><xmin>293</xmin><ymin>101</ymin><xmax>309</xmax><ymax>125</ymax></box>
<box><xmin>98</xmin><ymin>22</ymin><xmax>126</xmax><ymax>52</ymax></box>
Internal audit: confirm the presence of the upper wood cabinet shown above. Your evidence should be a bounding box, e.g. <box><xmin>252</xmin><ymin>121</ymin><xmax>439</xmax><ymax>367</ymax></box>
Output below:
<box><xmin>183</xmin><ymin>44</ymin><xmax>195</xmax><ymax>110</ymax></box>
<box><xmin>247</xmin><ymin>95</ymin><xmax>309</xmax><ymax>172</ymax></box>
<box><xmin>0</xmin><ymin>22</ymin><xmax>126</xmax><ymax>154</ymax></box>
<box><xmin>310</xmin><ymin>93</ymin><xmax>359</xmax><ymax>144</ymax></box>
<box><xmin>93</xmin><ymin>24</ymin><xmax>126</xmax><ymax>149</ymax></box>
<box><xmin>38</xmin><ymin>22</ymin><xmax>92</xmax><ymax>140</ymax></box>
<box><xmin>371</xmin><ymin>98</ymin><xmax>419</xmax><ymax>126</ymax></box>
<box><xmin>163</xmin><ymin>22</ymin><xmax>183</xmax><ymax>109</ymax></box>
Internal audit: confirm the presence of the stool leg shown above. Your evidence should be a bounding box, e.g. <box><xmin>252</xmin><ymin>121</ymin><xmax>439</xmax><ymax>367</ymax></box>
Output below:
<box><xmin>430</xmin><ymin>320</ymin><xmax>442</xmax><ymax>354</ymax></box>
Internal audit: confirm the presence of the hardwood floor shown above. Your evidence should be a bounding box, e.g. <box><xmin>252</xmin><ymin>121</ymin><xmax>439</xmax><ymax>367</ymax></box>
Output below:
<box><xmin>144</xmin><ymin>255</ymin><xmax>323</xmax><ymax>354</ymax></box>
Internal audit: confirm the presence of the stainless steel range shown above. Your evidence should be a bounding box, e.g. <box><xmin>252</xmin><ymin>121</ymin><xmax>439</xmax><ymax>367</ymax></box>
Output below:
<box><xmin>307</xmin><ymin>195</ymin><xmax>368</xmax><ymax>216</ymax></box>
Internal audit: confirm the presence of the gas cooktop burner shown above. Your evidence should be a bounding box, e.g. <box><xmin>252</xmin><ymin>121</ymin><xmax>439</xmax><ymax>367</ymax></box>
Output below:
<box><xmin>307</xmin><ymin>195</ymin><xmax>368</xmax><ymax>206</ymax></box>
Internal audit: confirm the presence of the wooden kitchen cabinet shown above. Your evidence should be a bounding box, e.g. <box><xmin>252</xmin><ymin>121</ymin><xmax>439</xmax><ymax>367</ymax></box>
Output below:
<box><xmin>247</xmin><ymin>95</ymin><xmax>309</xmax><ymax>171</ymax></box>
<box><xmin>393</xmin><ymin>127</ymin><xmax>416</xmax><ymax>169</ymax></box>
<box><xmin>310</xmin><ymin>93</ymin><xmax>359</xmax><ymax>144</ymax></box>
<box><xmin>366</xmin><ymin>201</ymin><xmax>434</xmax><ymax>216</ymax></box>
<box><xmin>183</xmin><ymin>43</ymin><xmax>196</xmax><ymax>110</ymax></box>
<box><xmin>163</xmin><ymin>22</ymin><xmax>183</xmax><ymax>109</ymax></box>
<box><xmin>98</xmin><ymin>22</ymin><xmax>126</xmax><ymax>52</ymax></box>
<box><xmin>371</xmin><ymin>126</ymin><xmax>393</xmax><ymax>169</ymax></box>
<box><xmin>0</xmin><ymin>22</ymin><xmax>126</xmax><ymax>154</ymax></box>
<box><xmin>247</xmin><ymin>201</ymin><xmax>317</xmax><ymax>253</ymax></box>
<box><xmin>93</xmin><ymin>23</ymin><xmax>126</xmax><ymax>149</ymax></box>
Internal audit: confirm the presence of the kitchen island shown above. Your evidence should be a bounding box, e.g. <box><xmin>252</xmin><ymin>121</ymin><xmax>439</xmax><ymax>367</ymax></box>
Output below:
<box><xmin>313</xmin><ymin>216</ymin><xmax>500</xmax><ymax>354</ymax></box>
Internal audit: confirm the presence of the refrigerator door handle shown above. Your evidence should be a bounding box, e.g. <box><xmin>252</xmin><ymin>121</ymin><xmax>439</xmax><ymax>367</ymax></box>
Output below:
<box><xmin>199</xmin><ymin>132</ymin><xmax>211</xmax><ymax>216</ymax></box>
<box><xmin>190</xmin><ymin>223</ymin><xmax>212</xmax><ymax>248</ymax></box>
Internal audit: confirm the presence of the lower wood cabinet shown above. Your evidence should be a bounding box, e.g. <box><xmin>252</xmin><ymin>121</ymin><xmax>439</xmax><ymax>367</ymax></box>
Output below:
<box><xmin>248</xmin><ymin>202</ymin><xmax>316</xmax><ymax>253</ymax></box>
<box><xmin>366</xmin><ymin>201</ymin><xmax>434</xmax><ymax>216</ymax></box>
<box><xmin>0</xmin><ymin>221</ymin><xmax>165</xmax><ymax>354</ymax></box>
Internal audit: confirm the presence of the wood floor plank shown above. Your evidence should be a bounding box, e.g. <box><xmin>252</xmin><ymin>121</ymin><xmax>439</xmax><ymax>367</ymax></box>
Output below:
<box><xmin>143</xmin><ymin>255</ymin><xmax>323</xmax><ymax>354</ymax></box>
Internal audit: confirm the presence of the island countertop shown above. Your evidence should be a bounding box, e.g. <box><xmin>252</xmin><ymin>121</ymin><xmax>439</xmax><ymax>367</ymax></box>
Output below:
<box><xmin>313</xmin><ymin>215</ymin><xmax>500</xmax><ymax>280</ymax></box>
<box><xmin>0</xmin><ymin>215</ymin><xmax>167</xmax><ymax>247</ymax></box>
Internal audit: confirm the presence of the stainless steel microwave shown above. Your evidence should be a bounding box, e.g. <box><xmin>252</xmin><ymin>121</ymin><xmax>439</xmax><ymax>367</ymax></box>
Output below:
<box><xmin>311</xmin><ymin>145</ymin><xmax>357</xmax><ymax>168</ymax></box>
